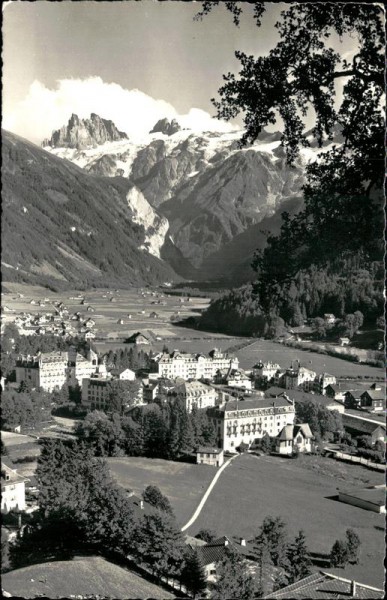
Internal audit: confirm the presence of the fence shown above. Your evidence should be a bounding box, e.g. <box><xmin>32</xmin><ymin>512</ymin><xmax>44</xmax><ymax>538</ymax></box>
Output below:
<box><xmin>333</xmin><ymin>450</ymin><xmax>385</xmax><ymax>471</ymax></box>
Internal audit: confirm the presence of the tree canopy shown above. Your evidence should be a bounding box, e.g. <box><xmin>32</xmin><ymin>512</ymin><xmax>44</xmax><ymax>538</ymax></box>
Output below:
<box><xmin>197</xmin><ymin>1</ymin><xmax>384</xmax><ymax>322</ymax></box>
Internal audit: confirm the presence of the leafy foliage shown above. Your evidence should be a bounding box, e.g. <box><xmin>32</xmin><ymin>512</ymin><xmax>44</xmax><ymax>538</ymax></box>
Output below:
<box><xmin>142</xmin><ymin>485</ymin><xmax>173</xmax><ymax>516</ymax></box>
<box><xmin>197</xmin><ymin>3</ymin><xmax>384</xmax><ymax>336</ymax></box>
<box><xmin>295</xmin><ymin>399</ymin><xmax>343</xmax><ymax>442</ymax></box>
<box><xmin>211</xmin><ymin>547</ymin><xmax>256</xmax><ymax>600</ymax></box>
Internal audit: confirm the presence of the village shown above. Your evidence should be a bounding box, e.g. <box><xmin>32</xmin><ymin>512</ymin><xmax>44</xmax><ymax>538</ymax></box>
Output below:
<box><xmin>1</xmin><ymin>286</ymin><xmax>385</xmax><ymax>599</ymax></box>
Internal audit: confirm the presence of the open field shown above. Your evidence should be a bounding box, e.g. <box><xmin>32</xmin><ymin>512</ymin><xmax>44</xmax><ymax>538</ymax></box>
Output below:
<box><xmin>108</xmin><ymin>456</ymin><xmax>216</xmax><ymax>526</ymax></box>
<box><xmin>2</xmin><ymin>431</ymin><xmax>40</xmax><ymax>477</ymax></box>
<box><xmin>235</xmin><ymin>339</ymin><xmax>385</xmax><ymax>378</ymax></box>
<box><xmin>185</xmin><ymin>453</ymin><xmax>385</xmax><ymax>587</ymax></box>
<box><xmin>3</xmin><ymin>282</ymin><xmax>243</xmax><ymax>349</ymax></box>
<box><xmin>2</xmin><ymin>555</ymin><xmax>174</xmax><ymax>599</ymax></box>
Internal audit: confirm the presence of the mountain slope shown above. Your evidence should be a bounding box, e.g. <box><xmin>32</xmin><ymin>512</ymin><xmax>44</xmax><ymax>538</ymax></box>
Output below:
<box><xmin>1</xmin><ymin>130</ymin><xmax>178</xmax><ymax>288</ymax></box>
<box><xmin>42</xmin><ymin>115</ymin><xmax>340</xmax><ymax>280</ymax></box>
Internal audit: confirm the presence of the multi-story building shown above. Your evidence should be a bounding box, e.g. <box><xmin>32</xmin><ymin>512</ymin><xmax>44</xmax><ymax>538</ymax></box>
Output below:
<box><xmin>316</xmin><ymin>372</ymin><xmax>337</xmax><ymax>394</ymax></box>
<box><xmin>208</xmin><ymin>396</ymin><xmax>295</xmax><ymax>453</ymax></box>
<box><xmin>252</xmin><ymin>361</ymin><xmax>281</xmax><ymax>385</ymax></box>
<box><xmin>214</xmin><ymin>368</ymin><xmax>252</xmax><ymax>391</ymax></box>
<box><xmin>151</xmin><ymin>348</ymin><xmax>238</xmax><ymax>381</ymax></box>
<box><xmin>15</xmin><ymin>348</ymin><xmax>97</xmax><ymax>392</ymax></box>
<box><xmin>284</xmin><ymin>366</ymin><xmax>317</xmax><ymax>391</ymax></box>
<box><xmin>173</xmin><ymin>380</ymin><xmax>218</xmax><ymax>412</ymax></box>
<box><xmin>82</xmin><ymin>364</ymin><xmax>141</xmax><ymax>411</ymax></box>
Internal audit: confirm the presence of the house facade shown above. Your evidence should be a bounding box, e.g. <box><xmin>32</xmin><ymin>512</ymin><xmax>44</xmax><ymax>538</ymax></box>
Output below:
<box><xmin>360</xmin><ymin>389</ymin><xmax>385</xmax><ymax>412</ymax></box>
<box><xmin>173</xmin><ymin>380</ymin><xmax>218</xmax><ymax>412</ymax></box>
<box><xmin>208</xmin><ymin>397</ymin><xmax>296</xmax><ymax>453</ymax></box>
<box><xmin>276</xmin><ymin>424</ymin><xmax>313</xmax><ymax>455</ymax></box>
<box><xmin>1</xmin><ymin>463</ymin><xmax>26</xmax><ymax>513</ymax></box>
<box><xmin>16</xmin><ymin>349</ymin><xmax>97</xmax><ymax>392</ymax></box>
<box><xmin>151</xmin><ymin>348</ymin><xmax>238</xmax><ymax>381</ymax></box>
<box><xmin>196</xmin><ymin>447</ymin><xmax>224</xmax><ymax>467</ymax></box>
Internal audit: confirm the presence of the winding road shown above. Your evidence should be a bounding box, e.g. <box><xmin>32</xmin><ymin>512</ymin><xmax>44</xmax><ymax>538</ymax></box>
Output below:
<box><xmin>181</xmin><ymin>453</ymin><xmax>240</xmax><ymax>532</ymax></box>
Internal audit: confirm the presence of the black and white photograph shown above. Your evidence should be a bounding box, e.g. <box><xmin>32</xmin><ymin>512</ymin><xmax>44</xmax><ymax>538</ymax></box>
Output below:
<box><xmin>1</xmin><ymin>1</ymin><xmax>385</xmax><ymax>599</ymax></box>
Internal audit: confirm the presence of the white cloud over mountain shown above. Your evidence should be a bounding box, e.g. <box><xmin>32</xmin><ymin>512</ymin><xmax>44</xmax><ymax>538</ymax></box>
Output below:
<box><xmin>3</xmin><ymin>77</ymin><xmax>237</xmax><ymax>144</ymax></box>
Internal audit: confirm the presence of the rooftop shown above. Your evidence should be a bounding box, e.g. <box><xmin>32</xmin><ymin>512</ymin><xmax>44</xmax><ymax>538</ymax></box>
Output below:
<box><xmin>265</xmin><ymin>571</ymin><xmax>383</xmax><ymax>599</ymax></box>
<box><xmin>197</xmin><ymin>446</ymin><xmax>223</xmax><ymax>455</ymax></box>
<box><xmin>223</xmin><ymin>397</ymin><xmax>292</xmax><ymax>412</ymax></box>
<box><xmin>339</xmin><ymin>487</ymin><xmax>385</xmax><ymax>507</ymax></box>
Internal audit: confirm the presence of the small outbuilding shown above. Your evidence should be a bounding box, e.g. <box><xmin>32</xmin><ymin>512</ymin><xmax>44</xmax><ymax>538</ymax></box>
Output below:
<box><xmin>196</xmin><ymin>447</ymin><xmax>224</xmax><ymax>467</ymax></box>
<box><xmin>338</xmin><ymin>486</ymin><xmax>385</xmax><ymax>513</ymax></box>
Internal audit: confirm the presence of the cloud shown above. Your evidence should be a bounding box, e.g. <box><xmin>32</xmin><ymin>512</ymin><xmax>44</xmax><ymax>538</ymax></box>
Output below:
<box><xmin>2</xmin><ymin>77</ymin><xmax>237</xmax><ymax>144</ymax></box>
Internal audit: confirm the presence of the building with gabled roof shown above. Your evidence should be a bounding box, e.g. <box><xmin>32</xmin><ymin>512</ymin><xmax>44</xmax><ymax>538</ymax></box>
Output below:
<box><xmin>264</xmin><ymin>571</ymin><xmax>384</xmax><ymax>599</ymax></box>
<box><xmin>276</xmin><ymin>423</ymin><xmax>313</xmax><ymax>455</ymax></box>
<box><xmin>125</xmin><ymin>332</ymin><xmax>150</xmax><ymax>345</ymax></box>
<box><xmin>360</xmin><ymin>388</ymin><xmax>385</xmax><ymax>412</ymax></box>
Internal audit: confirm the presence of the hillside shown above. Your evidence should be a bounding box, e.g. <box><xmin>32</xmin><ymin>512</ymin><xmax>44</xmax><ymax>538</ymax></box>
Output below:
<box><xmin>1</xmin><ymin>130</ymin><xmax>178</xmax><ymax>289</ymax></box>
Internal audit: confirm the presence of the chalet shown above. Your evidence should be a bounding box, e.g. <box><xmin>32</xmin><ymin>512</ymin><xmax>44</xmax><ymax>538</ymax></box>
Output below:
<box><xmin>126</xmin><ymin>332</ymin><xmax>150</xmax><ymax>345</ymax></box>
<box><xmin>339</xmin><ymin>337</ymin><xmax>350</xmax><ymax>346</ymax></box>
<box><xmin>196</xmin><ymin>447</ymin><xmax>224</xmax><ymax>467</ymax></box>
<box><xmin>276</xmin><ymin>423</ymin><xmax>313</xmax><ymax>455</ymax></box>
<box><xmin>195</xmin><ymin>536</ymin><xmax>250</xmax><ymax>583</ymax></box>
<box><xmin>360</xmin><ymin>388</ymin><xmax>385</xmax><ymax>412</ymax></box>
<box><xmin>149</xmin><ymin>312</ymin><xmax>158</xmax><ymax>319</ymax></box>
<box><xmin>87</xmin><ymin>306</ymin><xmax>95</xmax><ymax>312</ymax></box>
<box><xmin>344</xmin><ymin>390</ymin><xmax>363</xmax><ymax>410</ymax></box>
<box><xmin>109</xmin><ymin>367</ymin><xmax>136</xmax><ymax>381</ymax></box>
<box><xmin>117</xmin><ymin>319</ymin><xmax>124</xmax><ymax>325</ymax></box>
<box><xmin>85</xmin><ymin>318</ymin><xmax>95</xmax><ymax>328</ymax></box>
<box><xmin>265</xmin><ymin>571</ymin><xmax>384</xmax><ymax>599</ymax></box>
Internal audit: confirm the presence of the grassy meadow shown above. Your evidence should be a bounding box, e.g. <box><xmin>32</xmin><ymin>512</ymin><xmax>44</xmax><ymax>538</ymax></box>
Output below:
<box><xmin>185</xmin><ymin>453</ymin><xmax>384</xmax><ymax>588</ymax></box>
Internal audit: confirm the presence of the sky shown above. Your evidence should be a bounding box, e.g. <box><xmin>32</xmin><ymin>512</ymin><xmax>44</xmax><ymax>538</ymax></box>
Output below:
<box><xmin>3</xmin><ymin>1</ymin><xmax>358</xmax><ymax>144</ymax></box>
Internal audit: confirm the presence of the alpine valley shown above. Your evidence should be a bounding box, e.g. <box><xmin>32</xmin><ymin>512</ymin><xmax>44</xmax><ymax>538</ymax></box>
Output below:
<box><xmin>19</xmin><ymin>111</ymin><xmax>337</xmax><ymax>287</ymax></box>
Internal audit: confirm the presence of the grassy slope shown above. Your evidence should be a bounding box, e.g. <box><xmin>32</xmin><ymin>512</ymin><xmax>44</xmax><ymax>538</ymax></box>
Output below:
<box><xmin>2</xmin><ymin>556</ymin><xmax>174</xmax><ymax>599</ymax></box>
<box><xmin>1</xmin><ymin>130</ymin><xmax>177</xmax><ymax>288</ymax></box>
<box><xmin>186</xmin><ymin>453</ymin><xmax>384</xmax><ymax>588</ymax></box>
<box><xmin>108</xmin><ymin>456</ymin><xmax>216</xmax><ymax>526</ymax></box>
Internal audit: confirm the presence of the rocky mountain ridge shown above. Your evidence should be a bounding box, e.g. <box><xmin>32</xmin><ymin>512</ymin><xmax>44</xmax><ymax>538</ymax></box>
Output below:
<box><xmin>42</xmin><ymin>114</ymin><xmax>336</xmax><ymax>281</ymax></box>
<box><xmin>42</xmin><ymin>113</ymin><xmax>128</xmax><ymax>150</ymax></box>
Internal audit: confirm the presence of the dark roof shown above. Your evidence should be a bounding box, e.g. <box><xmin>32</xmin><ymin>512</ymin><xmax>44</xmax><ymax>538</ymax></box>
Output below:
<box><xmin>265</xmin><ymin>571</ymin><xmax>383</xmax><ymax>599</ymax></box>
<box><xmin>224</xmin><ymin>397</ymin><xmax>291</xmax><ymax>412</ymax></box>
<box><xmin>197</xmin><ymin>447</ymin><xmax>222</xmax><ymax>454</ymax></box>
<box><xmin>343</xmin><ymin>416</ymin><xmax>385</xmax><ymax>435</ymax></box>
<box><xmin>196</xmin><ymin>536</ymin><xmax>248</xmax><ymax>566</ymax></box>
<box><xmin>339</xmin><ymin>487</ymin><xmax>385</xmax><ymax>507</ymax></box>
<box><xmin>361</xmin><ymin>389</ymin><xmax>385</xmax><ymax>401</ymax></box>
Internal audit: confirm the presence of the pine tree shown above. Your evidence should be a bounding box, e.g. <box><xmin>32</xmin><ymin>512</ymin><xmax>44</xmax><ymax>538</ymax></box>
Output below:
<box><xmin>254</xmin><ymin>516</ymin><xmax>288</xmax><ymax>567</ymax></box>
<box><xmin>286</xmin><ymin>530</ymin><xmax>312</xmax><ymax>583</ymax></box>
<box><xmin>330</xmin><ymin>539</ymin><xmax>349</xmax><ymax>568</ymax></box>
<box><xmin>181</xmin><ymin>548</ymin><xmax>207</xmax><ymax>598</ymax></box>
<box><xmin>211</xmin><ymin>547</ymin><xmax>256</xmax><ymax>600</ymax></box>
